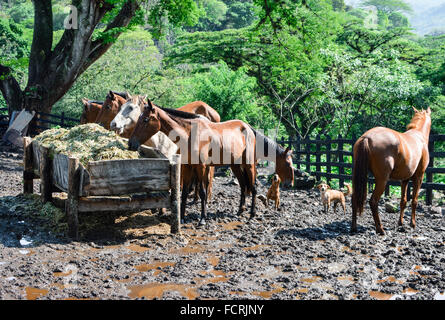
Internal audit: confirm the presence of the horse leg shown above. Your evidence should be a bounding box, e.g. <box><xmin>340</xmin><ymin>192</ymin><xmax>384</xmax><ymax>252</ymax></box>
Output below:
<box><xmin>410</xmin><ymin>173</ymin><xmax>424</xmax><ymax>229</ymax></box>
<box><xmin>244</xmin><ymin>164</ymin><xmax>257</xmax><ymax>219</ymax></box>
<box><xmin>231</xmin><ymin>165</ymin><xmax>247</xmax><ymax>214</ymax></box>
<box><xmin>197</xmin><ymin>165</ymin><xmax>209</xmax><ymax>226</ymax></box>
<box><xmin>180</xmin><ymin>167</ymin><xmax>194</xmax><ymax>223</ymax></box>
<box><xmin>369</xmin><ymin>179</ymin><xmax>387</xmax><ymax>235</ymax></box>
<box><xmin>398</xmin><ymin>179</ymin><xmax>409</xmax><ymax>226</ymax></box>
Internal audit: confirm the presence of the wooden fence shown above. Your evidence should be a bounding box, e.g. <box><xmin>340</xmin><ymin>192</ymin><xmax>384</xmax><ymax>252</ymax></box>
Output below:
<box><xmin>28</xmin><ymin>111</ymin><xmax>80</xmax><ymax>135</ymax></box>
<box><xmin>0</xmin><ymin>108</ymin><xmax>80</xmax><ymax>135</ymax></box>
<box><xmin>278</xmin><ymin>134</ymin><xmax>445</xmax><ymax>205</ymax></box>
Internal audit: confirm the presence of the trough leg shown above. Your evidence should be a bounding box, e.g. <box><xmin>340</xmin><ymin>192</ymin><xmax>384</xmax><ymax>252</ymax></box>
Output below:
<box><xmin>170</xmin><ymin>154</ymin><xmax>181</xmax><ymax>234</ymax></box>
<box><xmin>23</xmin><ymin>137</ymin><xmax>34</xmax><ymax>194</ymax></box>
<box><xmin>39</xmin><ymin>146</ymin><xmax>52</xmax><ymax>203</ymax></box>
<box><xmin>66</xmin><ymin>157</ymin><xmax>80</xmax><ymax>240</ymax></box>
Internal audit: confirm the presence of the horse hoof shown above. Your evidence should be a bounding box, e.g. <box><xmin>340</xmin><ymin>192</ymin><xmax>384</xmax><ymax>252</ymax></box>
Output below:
<box><xmin>198</xmin><ymin>219</ymin><xmax>206</xmax><ymax>226</ymax></box>
<box><xmin>180</xmin><ymin>219</ymin><xmax>185</xmax><ymax>225</ymax></box>
<box><xmin>376</xmin><ymin>229</ymin><xmax>385</xmax><ymax>236</ymax></box>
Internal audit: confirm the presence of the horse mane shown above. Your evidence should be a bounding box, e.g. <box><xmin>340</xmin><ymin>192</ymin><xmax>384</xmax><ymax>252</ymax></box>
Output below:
<box><xmin>109</xmin><ymin>91</ymin><xmax>129</xmax><ymax>99</ymax></box>
<box><xmin>88</xmin><ymin>100</ymin><xmax>103</xmax><ymax>105</ymax></box>
<box><xmin>249</xmin><ymin>126</ymin><xmax>287</xmax><ymax>156</ymax></box>
<box><xmin>158</xmin><ymin>106</ymin><xmax>201</xmax><ymax>119</ymax></box>
<box><xmin>406</xmin><ymin>111</ymin><xmax>426</xmax><ymax>130</ymax></box>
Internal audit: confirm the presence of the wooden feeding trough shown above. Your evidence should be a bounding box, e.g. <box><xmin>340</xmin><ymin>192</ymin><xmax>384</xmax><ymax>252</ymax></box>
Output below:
<box><xmin>22</xmin><ymin>137</ymin><xmax>181</xmax><ymax>239</ymax></box>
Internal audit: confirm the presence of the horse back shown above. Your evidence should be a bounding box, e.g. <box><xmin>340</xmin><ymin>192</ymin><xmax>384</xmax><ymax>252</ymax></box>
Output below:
<box><xmin>361</xmin><ymin>127</ymin><xmax>426</xmax><ymax>180</ymax></box>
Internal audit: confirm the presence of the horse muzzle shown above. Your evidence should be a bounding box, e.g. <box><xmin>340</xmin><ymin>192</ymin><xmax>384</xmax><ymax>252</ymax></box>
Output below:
<box><xmin>128</xmin><ymin>137</ymin><xmax>140</xmax><ymax>151</ymax></box>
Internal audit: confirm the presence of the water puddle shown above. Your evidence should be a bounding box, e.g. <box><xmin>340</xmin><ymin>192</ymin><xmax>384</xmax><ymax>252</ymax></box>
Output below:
<box><xmin>252</xmin><ymin>285</ymin><xmax>284</xmax><ymax>299</ymax></box>
<box><xmin>207</xmin><ymin>255</ymin><xmax>220</xmax><ymax>267</ymax></box>
<box><xmin>169</xmin><ymin>244</ymin><xmax>205</xmax><ymax>255</ymax></box>
<box><xmin>126</xmin><ymin>244</ymin><xmax>150</xmax><ymax>253</ymax></box>
<box><xmin>369</xmin><ymin>291</ymin><xmax>394</xmax><ymax>300</ymax></box>
<box><xmin>219</xmin><ymin>221</ymin><xmax>243</xmax><ymax>231</ymax></box>
<box><xmin>134</xmin><ymin>261</ymin><xmax>176</xmax><ymax>274</ymax></box>
<box><xmin>242</xmin><ymin>244</ymin><xmax>269</xmax><ymax>251</ymax></box>
<box><xmin>20</xmin><ymin>236</ymin><xmax>33</xmax><ymax>247</ymax></box>
<box><xmin>337</xmin><ymin>275</ymin><xmax>355</xmax><ymax>286</ymax></box>
<box><xmin>376</xmin><ymin>276</ymin><xmax>404</xmax><ymax>285</ymax></box>
<box><xmin>53</xmin><ymin>270</ymin><xmax>73</xmax><ymax>277</ymax></box>
<box><xmin>434</xmin><ymin>292</ymin><xmax>445</xmax><ymax>300</ymax></box>
<box><xmin>128</xmin><ymin>283</ymin><xmax>198</xmax><ymax>299</ymax></box>
<box><xmin>300</xmin><ymin>276</ymin><xmax>323</xmax><ymax>283</ymax></box>
<box><xmin>26</xmin><ymin>287</ymin><xmax>48</xmax><ymax>300</ymax></box>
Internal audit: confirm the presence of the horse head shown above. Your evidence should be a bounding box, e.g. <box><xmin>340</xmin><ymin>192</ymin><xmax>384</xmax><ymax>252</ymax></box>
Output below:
<box><xmin>406</xmin><ymin>106</ymin><xmax>432</xmax><ymax>139</ymax></box>
<box><xmin>96</xmin><ymin>90</ymin><xmax>128</xmax><ymax>129</ymax></box>
<box><xmin>80</xmin><ymin>98</ymin><xmax>103</xmax><ymax>124</ymax></box>
<box><xmin>275</xmin><ymin>147</ymin><xmax>294</xmax><ymax>187</ymax></box>
<box><xmin>128</xmin><ymin>97</ymin><xmax>161</xmax><ymax>151</ymax></box>
<box><xmin>110</xmin><ymin>94</ymin><xmax>146</xmax><ymax>136</ymax></box>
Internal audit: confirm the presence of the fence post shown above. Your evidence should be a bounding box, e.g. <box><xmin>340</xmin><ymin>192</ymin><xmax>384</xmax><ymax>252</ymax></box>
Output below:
<box><xmin>315</xmin><ymin>134</ymin><xmax>321</xmax><ymax>181</ymax></box>
<box><xmin>338</xmin><ymin>135</ymin><xmax>344</xmax><ymax>188</ymax></box>
<box><xmin>326</xmin><ymin>135</ymin><xmax>331</xmax><ymax>185</ymax></box>
<box><xmin>305</xmin><ymin>137</ymin><xmax>311</xmax><ymax>174</ymax></box>
<box><xmin>426</xmin><ymin>136</ymin><xmax>434</xmax><ymax>205</ymax></box>
<box><xmin>296</xmin><ymin>136</ymin><xmax>301</xmax><ymax>170</ymax></box>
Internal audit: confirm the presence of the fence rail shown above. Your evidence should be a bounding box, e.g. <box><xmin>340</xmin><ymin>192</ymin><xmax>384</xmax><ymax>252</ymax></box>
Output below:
<box><xmin>278</xmin><ymin>134</ymin><xmax>445</xmax><ymax>205</ymax></box>
<box><xmin>0</xmin><ymin>108</ymin><xmax>80</xmax><ymax>135</ymax></box>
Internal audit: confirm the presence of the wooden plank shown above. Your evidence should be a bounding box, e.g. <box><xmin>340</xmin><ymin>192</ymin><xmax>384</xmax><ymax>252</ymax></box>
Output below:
<box><xmin>31</xmin><ymin>140</ymin><xmax>41</xmax><ymax>173</ymax></box>
<box><xmin>170</xmin><ymin>154</ymin><xmax>181</xmax><ymax>234</ymax></box>
<box><xmin>52</xmin><ymin>153</ymin><xmax>70</xmax><ymax>192</ymax></box>
<box><xmin>84</xmin><ymin>158</ymin><xmax>171</xmax><ymax>196</ymax></box>
<box><xmin>2</xmin><ymin>110</ymin><xmax>35</xmax><ymax>146</ymax></box>
<box><xmin>66</xmin><ymin>157</ymin><xmax>80</xmax><ymax>240</ymax></box>
<box><xmin>39</xmin><ymin>145</ymin><xmax>52</xmax><ymax>203</ymax></box>
<box><xmin>23</xmin><ymin>137</ymin><xmax>34</xmax><ymax>193</ymax></box>
<box><xmin>77</xmin><ymin>192</ymin><xmax>171</xmax><ymax>213</ymax></box>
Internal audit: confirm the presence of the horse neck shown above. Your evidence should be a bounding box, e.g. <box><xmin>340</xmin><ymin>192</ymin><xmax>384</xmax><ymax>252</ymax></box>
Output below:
<box><xmin>157</xmin><ymin>108</ymin><xmax>191</xmax><ymax>141</ymax></box>
<box><xmin>408</xmin><ymin>117</ymin><xmax>431</xmax><ymax>141</ymax></box>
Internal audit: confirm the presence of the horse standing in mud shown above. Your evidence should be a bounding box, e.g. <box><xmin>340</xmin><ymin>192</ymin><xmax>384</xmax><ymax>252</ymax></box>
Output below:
<box><xmin>80</xmin><ymin>99</ymin><xmax>103</xmax><ymax>124</ymax></box>
<box><xmin>351</xmin><ymin>107</ymin><xmax>432</xmax><ymax>235</ymax></box>
<box><xmin>128</xmin><ymin>98</ymin><xmax>257</xmax><ymax>226</ymax></box>
<box><xmin>111</xmin><ymin>98</ymin><xmax>220</xmax><ymax>201</ymax></box>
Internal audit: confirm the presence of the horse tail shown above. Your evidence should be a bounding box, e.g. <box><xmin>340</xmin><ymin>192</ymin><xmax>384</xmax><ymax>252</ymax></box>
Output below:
<box><xmin>343</xmin><ymin>183</ymin><xmax>352</xmax><ymax>197</ymax></box>
<box><xmin>352</xmin><ymin>137</ymin><xmax>370</xmax><ymax>216</ymax></box>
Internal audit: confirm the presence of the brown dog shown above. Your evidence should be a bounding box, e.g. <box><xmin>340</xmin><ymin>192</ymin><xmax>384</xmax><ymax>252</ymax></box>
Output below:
<box><xmin>265</xmin><ymin>174</ymin><xmax>281</xmax><ymax>210</ymax></box>
<box><xmin>317</xmin><ymin>182</ymin><xmax>352</xmax><ymax>214</ymax></box>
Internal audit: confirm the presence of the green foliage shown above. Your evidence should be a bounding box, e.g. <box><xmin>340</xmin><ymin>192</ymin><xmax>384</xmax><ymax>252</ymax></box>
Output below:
<box><xmin>182</xmin><ymin>61</ymin><xmax>267</xmax><ymax>127</ymax></box>
<box><xmin>360</xmin><ymin>0</ymin><xmax>413</xmax><ymax>14</ymax></box>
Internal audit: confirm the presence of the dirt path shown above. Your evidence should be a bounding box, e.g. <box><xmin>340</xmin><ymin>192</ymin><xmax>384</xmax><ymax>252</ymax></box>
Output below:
<box><xmin>0</xmin><ymin>140</ymin><xmax>444</xmax><ymax>300</ymax></box>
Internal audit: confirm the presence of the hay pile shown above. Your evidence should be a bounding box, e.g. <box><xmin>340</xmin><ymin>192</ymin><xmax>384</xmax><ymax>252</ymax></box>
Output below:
<box><xmin>34</xmin><ymin>124</ymin><xmax>139</xmax><ymax>165</ymax></box>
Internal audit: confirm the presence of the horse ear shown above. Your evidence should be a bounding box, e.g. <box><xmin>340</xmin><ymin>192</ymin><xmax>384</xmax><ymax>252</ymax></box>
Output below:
<box><xmin>140</xmin><ymin>95</ymin><xmax>148</xmax><ymax>104</ymax></box>
<box><xmin>144</xmin><ymin>98</ymin><xmax>154</xmax><ymax>112</ymax></box>
<box><xmin>108</xmin><ymin>90</ymin><xmax>115</xmax><ymax>99</ymax></box>
<box><xmin>412</xmin><ymin>106</ymin><xmax>419</xmax><ymax>113</ymax></box>
<box><xmin>82</xmin><ymin>98</ymin><xmax>89</xmax><ymax>106</ymax></box>
<box><xmin>427</xmin><ymin>106</ymin><xmax>431</xmax><ymax>114</ymax></box>
<box><xmin>126</xmin><ymin>92</ymin><xmax>132</xmax><ymax>100</ymax></box>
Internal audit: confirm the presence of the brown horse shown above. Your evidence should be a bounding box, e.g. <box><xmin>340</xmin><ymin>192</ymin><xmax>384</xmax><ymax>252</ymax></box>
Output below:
<box><xmin>80</xmin><ymin>99</ymin><xmax>103</xmax><ymax>124</ymax></box>
<box><xmin>95</xmin><ymin>91</ymin><xmax>129</xmax><ymax>129</ymax></box>
<box><xmin>128</xmin><ymin>98</ymin><xmax>257</xmax><ymax>225</ymax></box>
<box><xmin>351</xmin><ymin>107</ymin><xmax>432</xmax><ymax>235</ymax></box>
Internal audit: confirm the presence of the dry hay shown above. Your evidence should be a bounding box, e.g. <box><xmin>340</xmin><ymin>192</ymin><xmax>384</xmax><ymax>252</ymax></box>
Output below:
<box><xmin>34</xmin><ymin>123</ymin><xmax>139</xmax><ymax>165</ymax></box>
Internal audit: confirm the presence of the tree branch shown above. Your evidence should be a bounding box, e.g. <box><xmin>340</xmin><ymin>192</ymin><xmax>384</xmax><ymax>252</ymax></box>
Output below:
<box><xmin>0</xmin><ymin>64</ymin><xmax>23</xmax><ymax>113</ymax></box>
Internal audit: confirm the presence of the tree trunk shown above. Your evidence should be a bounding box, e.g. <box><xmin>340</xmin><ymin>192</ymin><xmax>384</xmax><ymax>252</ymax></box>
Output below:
<box><xmin>0</xmin><ymin>0</ymin><xmax>140</xmax><ymax>122</ymax></box>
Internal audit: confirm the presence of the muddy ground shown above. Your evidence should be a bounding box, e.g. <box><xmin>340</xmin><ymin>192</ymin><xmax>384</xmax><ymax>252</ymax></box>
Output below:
<box><xmin>0</xmin><ymin>140</ymin><xmax>444</xmax><ymax>300</ymax></box>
